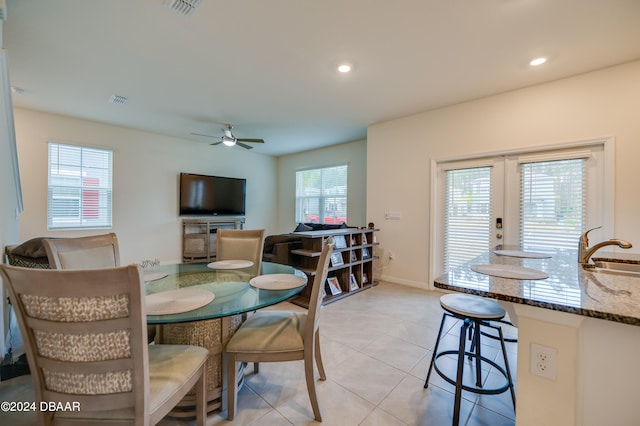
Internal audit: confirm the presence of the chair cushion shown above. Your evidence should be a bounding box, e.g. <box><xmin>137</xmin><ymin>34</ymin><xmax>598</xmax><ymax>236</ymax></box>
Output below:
<box><xmin>293</xmin><ymin>223</ymin><xmax>314</xmax><ymax>232</ymax></box>
<box><xmin>55</xmin><ymin>344</ymin><xmax>208</xmax><ymax>421</ymax></box>
<box><xmin>6</xmin><ymin>240</ymin><xmax>52</xmax><ymax>268</ymax></box>
<box><xmin>10</xmin><ymin>237</ymin><xmax>50</xmax><ymax>258</ymax></box>
<box><xmin>147</xmin><ymin>344</ymin><xmax>209</xmax><ymax>414</ymax></box>
<box><xmin>293</xmin><ymin>222</ymin><xmax>349</xmax><ymax>232</ymax></box>
<box><xmin>5</xmin><ymin>252</ymin><xmax>50</xmax><ymax>268</ymax></box>
<box><xmin>226</xmin><ymin>311</ymin><xmax>307</xmax><ymax>354</ymax></box>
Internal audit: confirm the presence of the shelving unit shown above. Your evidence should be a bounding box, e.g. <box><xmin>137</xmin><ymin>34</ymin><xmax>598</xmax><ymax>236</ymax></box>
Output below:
<box><xmin>289</xmin><ymin>228</ymin><xmax>378</xmax><ymax>307</ymax></box>
<box><xmin>182</xmin><ymin>217</ymin><xmax>245</xmax><ymax>262</ymax></box>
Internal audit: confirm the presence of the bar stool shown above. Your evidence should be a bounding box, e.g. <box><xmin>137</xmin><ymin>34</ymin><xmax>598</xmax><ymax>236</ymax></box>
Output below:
<box><xmin>424</xmin><ymin>293</ymin><xmax>516</xmax><ymax>425</ymax></box>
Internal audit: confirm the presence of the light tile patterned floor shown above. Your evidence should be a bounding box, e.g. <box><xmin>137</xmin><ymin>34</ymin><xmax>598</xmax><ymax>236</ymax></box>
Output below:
<box><xmin>0</xmin><ymin>282</ymin><xmax>516</xmax><ymax>425</ymax></box>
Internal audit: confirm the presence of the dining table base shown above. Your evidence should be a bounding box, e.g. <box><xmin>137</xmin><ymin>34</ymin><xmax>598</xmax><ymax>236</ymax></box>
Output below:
<box><xmin>155</xmin><ymin>314</ymin><xmax>245</xmax><ymax>416</ymax></box>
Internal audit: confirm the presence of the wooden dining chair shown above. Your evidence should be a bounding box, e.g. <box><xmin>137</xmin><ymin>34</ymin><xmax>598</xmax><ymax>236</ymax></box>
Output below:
<box><xmin>42</xmin><ymin>232</ymin><xmax>157</xmax><ymax>343</ymax></box>
<box><xmin>0</xmin><ymin>264</ymin><xmax>209</xmax><ymax>426</ymax></box>
<box><xmin>216</xmin><ymin>229</ymin><xmax>265</xmax><ymax>274</ymax></box>
<box><xmin>225</xmin><ymin>238</ymin><xmax>335</xmax><ymax>421</ymax></box>
<box><xmin>42</xmin><ymin>232</ymin><xmax>120</xmax><ymax>269</ymax></box>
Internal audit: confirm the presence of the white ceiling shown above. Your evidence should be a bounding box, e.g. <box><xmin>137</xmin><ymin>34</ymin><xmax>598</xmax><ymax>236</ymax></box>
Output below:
<box><xmin>4</xmin><ymin>0</ymin><xmax>640</xmax><ymax>156</ymax></box>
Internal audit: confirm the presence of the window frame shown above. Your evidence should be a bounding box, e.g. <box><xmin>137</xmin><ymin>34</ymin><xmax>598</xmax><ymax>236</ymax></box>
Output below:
<box><xmin>47</xmin><ymin>141</ymin><xmax>113</xmax><ymax>230</ymax></box>
<box><xmin>295</xmin><ymin>163</ymin><xmax>348</xmax><ymax>225</ymax></box>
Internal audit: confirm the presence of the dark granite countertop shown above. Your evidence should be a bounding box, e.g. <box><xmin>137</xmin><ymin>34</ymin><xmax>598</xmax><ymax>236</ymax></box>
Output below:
<box><xmin>592</xmin><ymin>251</ymin><xmax>640</xmax><ymax>264</ymax></box>
<box><xmin>434</xmin><ymin>246</ymin><xmax>640</xmax><ymax>326</ymax></box>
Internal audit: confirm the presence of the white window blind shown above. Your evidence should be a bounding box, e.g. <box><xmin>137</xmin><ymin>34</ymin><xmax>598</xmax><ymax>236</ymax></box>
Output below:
<box><xmin>444</xmin><ymin>167</ymin><xmax>492</xmax><ymax>271</ymax></box>
<box><xmin>48</xmin><ymin>142</ymin><xmax>113</xmax><ymax>230</ymax></box>
<box><xmin>520</xmin><ymin>158</ymin><xmax>585</xmax><ymax>250</ymax></box>
<box><xmin>295</xmin><ymin>165</ymin><xmax>347</xmax><ymax>225</ymax></box>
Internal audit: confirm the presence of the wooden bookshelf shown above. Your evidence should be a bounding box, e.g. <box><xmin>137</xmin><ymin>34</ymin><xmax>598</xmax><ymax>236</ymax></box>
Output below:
<box><xmin>288</xmin><ymin>228</ymin><xmax>378</xmax><ymax>307</ymax></box>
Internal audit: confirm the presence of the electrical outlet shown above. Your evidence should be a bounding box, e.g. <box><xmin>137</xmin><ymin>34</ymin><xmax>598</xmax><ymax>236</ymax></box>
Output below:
<box><xmin>530</xmin><ymin>343</ymin><xmax>557</xmax><ymax>380</ymax></box>
<box><xmin>388</xmin><ymin>251</ymin><xmax>395</xmax><ymax>260</ymax></box>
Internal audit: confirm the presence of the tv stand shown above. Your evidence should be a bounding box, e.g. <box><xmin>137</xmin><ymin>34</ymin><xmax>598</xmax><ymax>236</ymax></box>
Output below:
<box><xmin>182</xmin><ymin>217</ymin><xmax>245</xmax><ymax>262</ymax></box>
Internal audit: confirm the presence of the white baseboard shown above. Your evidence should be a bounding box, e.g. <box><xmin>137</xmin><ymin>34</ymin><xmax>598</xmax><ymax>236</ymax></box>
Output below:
<box><xmin>378</xmin><ymin>274</ymin><xmax>430</xmax><ymax>290</ymax></box>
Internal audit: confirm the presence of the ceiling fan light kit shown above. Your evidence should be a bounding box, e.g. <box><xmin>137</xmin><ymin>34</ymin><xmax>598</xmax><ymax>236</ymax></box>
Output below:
<box><xmin>222</xmin><ymin>135</ymin><xmax>236</xmax><ymax>146</ymax></box>
<box><xmin>191</xmin><ymin>124</ymin><xmax>265</xmax><ymax>150</ymax></box>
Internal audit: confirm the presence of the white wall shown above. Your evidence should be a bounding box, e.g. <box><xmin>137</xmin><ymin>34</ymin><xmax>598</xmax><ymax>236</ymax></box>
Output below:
<box><xmin>1</xmin><ymin>44</ymin><xmax>23</xmax><ymax>357</ymax></box>
<box><xmin>13</xmin><ymin>108</ymin><xmax>279</xmax><ymax>265</ymax></box>
<box><xmin>8</xmin><ymin>108</ymin><xmax>365</xmax><ymax>356</ymax></box>
<box><xmin>276</xmin><ymin>139</ymin><xmax>367</xmax><ymax>234</ymax></box>
<box><xmin>368</xmin><ymin>60</ymin><xmax>640</xmax><ymax>289</ymax></box>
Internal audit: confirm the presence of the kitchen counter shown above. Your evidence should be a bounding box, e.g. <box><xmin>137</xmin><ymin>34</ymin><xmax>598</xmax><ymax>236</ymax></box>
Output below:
<box><xmin>433</xmin><ymin>246</ymin><xmax>640</xmax><ymax>426</ymax></box>
<box><xmin>433</xmin><ymin>246</ymin><xmax>640</xmax><ymax>326</ymax></box>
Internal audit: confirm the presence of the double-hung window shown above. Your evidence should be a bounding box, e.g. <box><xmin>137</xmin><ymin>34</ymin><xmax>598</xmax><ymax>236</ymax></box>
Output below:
<box><xmin>47</xmin><ymin>142</ymin><xmax>113</xmax><ymax>230</ymax></box>
<box><xmin>433</xmin><ymin>140</ymin><xmax>612</xmax><ymax>277</ymax></box>
<box><xmin>295</xmin><ymin>165</ymin><xmax>348</xmax><ymax>225</ymax></box>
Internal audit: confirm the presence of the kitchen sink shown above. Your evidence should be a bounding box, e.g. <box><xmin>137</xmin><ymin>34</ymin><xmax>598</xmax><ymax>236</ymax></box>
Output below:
<box><xmin>583</xmin><ymin>260</ymin><xmax>640</xmax><ymax>277</ymax></box>
<box><xmin>593</xmin><ymin>260</ymin><xmax>640</xmax><ymax>272</ymax></box>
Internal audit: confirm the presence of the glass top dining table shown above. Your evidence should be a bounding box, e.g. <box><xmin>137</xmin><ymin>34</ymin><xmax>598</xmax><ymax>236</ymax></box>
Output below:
<box><xmin>144</xmin><ymin>261</ymin><xmax>308</xmax><ymax>324</ymax></box>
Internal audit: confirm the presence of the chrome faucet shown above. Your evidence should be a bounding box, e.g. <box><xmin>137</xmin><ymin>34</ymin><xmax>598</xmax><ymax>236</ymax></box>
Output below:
<box><xmin>578</xmin><ymin>226</ymin><xmax>632</xmax><ymax>266</ymax></box>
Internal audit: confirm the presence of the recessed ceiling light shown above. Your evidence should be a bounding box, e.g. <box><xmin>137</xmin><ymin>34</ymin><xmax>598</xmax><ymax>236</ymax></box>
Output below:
<box><xmin>337</xmin><ymin>64</ymin><xmax>352</xmax><ymax>73</ymax></box>
<box><xmin>530</xmin><ymin>57</ymin><xmax>547</xmax><ymax>66</ymax></box>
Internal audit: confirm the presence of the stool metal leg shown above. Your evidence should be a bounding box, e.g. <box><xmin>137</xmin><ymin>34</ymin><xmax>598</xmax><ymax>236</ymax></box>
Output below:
<box><xmin>497</xmin><ymin>325</ymin><xmax>516</xmax><ymax>410</ymax></box>
<box><xmin>453</xmin><ymin>319</ymin><xmax>471</xmax><ymax>426</ymax></box>
<box><xmin>424</xmin><ymin>312</ymin><xmax>448</xmax><ymax>388</ymax></box>
<box><xmin>472</xmin><ymin>320</ymin><xmax>483</xmax><ymax>387</ymax></box>
<box><xmin>468</xmin><ymin>323</ymin><xmax>475</xmax><ymax>361</ymax></box>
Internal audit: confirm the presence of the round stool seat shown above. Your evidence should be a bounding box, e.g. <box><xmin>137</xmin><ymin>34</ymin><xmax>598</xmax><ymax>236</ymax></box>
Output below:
<box><xmin>440</xmin><ymin>293</ymin><xmax>505</xmax><ymax>320</ymax></box>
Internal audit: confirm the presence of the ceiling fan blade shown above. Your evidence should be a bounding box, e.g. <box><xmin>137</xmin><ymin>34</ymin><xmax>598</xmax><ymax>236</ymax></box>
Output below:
<box><xmin>210</xmin><ymin>141</ymin><xmax>223</xmax><ymax>146</ymax></box>
<box><xmin>236</xmin><ymin>142</ymin><xmax>254</xmax><ymax>150</ymax></box>
<box><xmin>236</xmin><ymin>138</ymin><xmax>265</xmax><ymax>143</ymax></box>
<box><xmin>191</xmin><ymin>132</ymin><xmax>218</xmax><ymax>138</ymax></box>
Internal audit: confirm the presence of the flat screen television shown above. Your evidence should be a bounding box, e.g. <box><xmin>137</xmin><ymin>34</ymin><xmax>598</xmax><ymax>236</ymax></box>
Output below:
<box><xmin>179</xmin><ymin>173</ymin><xmax>246</xmax><ymax>216</ymax></box>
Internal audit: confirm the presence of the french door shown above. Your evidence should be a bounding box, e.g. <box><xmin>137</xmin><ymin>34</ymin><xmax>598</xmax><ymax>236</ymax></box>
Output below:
<box><xmin>439</xmin><ymin>158</ymin><xmax>504</xmax><ymax>272</ymax></box>
<box><xmin>432</xmin><ymin>141</ymin><xmax>610</xmax><ymax>277</ymax></box>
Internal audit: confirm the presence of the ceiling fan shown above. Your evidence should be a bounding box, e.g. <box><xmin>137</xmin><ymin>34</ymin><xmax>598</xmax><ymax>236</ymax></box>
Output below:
<box><xmin>191</xmin><ymin>124</ymin><xmax>265</xmax><ymax>150</ymax></box>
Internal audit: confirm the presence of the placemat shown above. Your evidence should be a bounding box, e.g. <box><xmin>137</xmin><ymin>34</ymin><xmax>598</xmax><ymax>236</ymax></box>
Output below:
<box><xmin>470</xmin><ymin>264</ymin><xmax>548</xmax><ymax>280</ymax></box>
<box><xmin>493</xmin><ymin>249</ymin><xmax>551</xmax><ymax>259</ymax></box>
<box><xmin>207</xmin><ymin>260</ymin><xmax>254</xmax><ymax>269</ymax></box>
<box><xmin>145</xmin><ymin>288</ymin><xmax>214</xmax><ymax>315</ymax></box>
<box><xmin>143</xmin><ymin>270</ymin><xmax>169</xmax><ymax>282</ymax></box>
<box><xmin>249</xmin><ymin>274</ymin><xmax>306</xmax><ymax>290</ymax></box>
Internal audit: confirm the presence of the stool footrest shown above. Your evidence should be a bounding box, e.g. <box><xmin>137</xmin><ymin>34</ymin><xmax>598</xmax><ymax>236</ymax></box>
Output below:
<box><xmin>432</xmin><ymin>351</ymin><xmax>511</xmax><ymax>396</ymax></box>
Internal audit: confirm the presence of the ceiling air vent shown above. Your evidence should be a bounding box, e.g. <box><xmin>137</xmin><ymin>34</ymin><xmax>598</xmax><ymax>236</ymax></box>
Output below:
<box><xmin>109</xmin><ymin>94</ymin><xmax>128</xmax><ymax>105</ymax></box>
<box><xmin>0</xmin><ymin>0</ymin><xmax>7</xmax><ymax>21</ymax></box>
<box><xmin>165</xmin><ymin>0</ymin><xmax>202</xmax><ymax>16</ymax></box>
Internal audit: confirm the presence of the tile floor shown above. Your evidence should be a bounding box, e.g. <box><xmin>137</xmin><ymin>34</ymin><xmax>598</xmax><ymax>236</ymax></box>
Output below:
<box><xmin>0</xmin><ymin>282</ymin><xmax>517</xmax><ymax>425</ymax></box>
